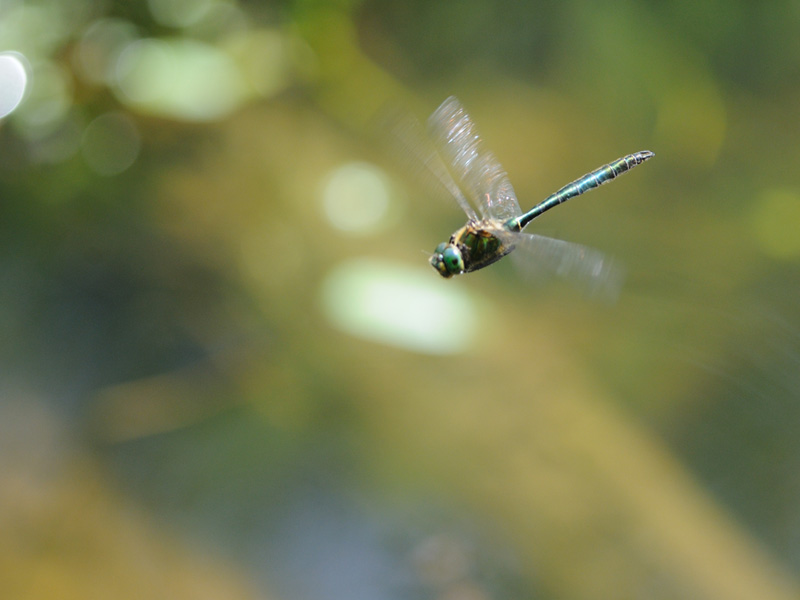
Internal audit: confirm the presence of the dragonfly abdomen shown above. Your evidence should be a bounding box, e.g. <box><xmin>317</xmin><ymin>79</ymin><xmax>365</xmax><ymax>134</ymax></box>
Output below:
<box><xmin>506</xmin><ymin>150</ymin><xmax>654</xmax><ymax>232</ymax></box>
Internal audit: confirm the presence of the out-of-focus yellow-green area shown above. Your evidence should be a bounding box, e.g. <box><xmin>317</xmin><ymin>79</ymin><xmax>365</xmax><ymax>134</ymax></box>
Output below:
<box><xmin>2</xmin><ymin>0</ymin><xmax>800</xmax><ymax>599</ymax></box>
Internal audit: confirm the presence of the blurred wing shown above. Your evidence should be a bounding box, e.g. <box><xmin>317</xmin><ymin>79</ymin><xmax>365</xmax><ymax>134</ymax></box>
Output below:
<box><xmin>381</xmin><ymin>104</ymin><xmax>479</xmax><ymax>221</ymax></box>
<box><xmin>428</xmin><ymin>96</ymin><xmax>522</xmax><ymax>222</ymax></box>
<box><xmin>507</xmin><ymin>232</ymin><xmax>624</xmax><ymax>301</ymax></box>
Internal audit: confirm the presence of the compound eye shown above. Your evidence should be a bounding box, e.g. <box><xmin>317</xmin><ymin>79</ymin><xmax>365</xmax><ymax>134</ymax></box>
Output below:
<box><xmin>442</xmin><ymin>246</ymin><xmax>463</xmax><ymax>272</ymax></box>
<box><xmin>434</xmin><ymin>242</ymin><xmax>447</xmax><ymax>255</ymax></box>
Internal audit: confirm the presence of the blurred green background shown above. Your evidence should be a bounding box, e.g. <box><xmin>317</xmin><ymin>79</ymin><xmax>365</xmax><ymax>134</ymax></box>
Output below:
<box><xmin>2</xmin><ymin>0</ymin><xmax>800</xmax><ymax>598</ymax></box>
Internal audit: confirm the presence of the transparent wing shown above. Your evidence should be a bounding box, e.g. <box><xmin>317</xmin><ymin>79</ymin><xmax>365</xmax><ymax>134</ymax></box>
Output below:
<box><xmin>381</xmin><ymin>104</ymin><xmax>479</xmax><ymax>221</ymax></box>
<box><xmin>428</xmin><ymin>96</ymin><xmax>522</xmax><ymax>222</ymax></box>
<box><xmin>506</xmin><ymin>232</ymin><xmax>624</xmax><ymax>301</ymax></box>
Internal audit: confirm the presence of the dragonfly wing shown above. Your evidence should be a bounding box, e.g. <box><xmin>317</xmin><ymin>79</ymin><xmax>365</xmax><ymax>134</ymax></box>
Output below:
<box><xmin>507</xmin><ymin>232</ymin><xmax>624</xmax><ymax>301</ymax></box>
<box><xmin>428</xmin><ymin>96</ymin><xmax>523</xmax><ymax>222</ymax></box>
<box><xmin>382</xmin><ymin>104</ymin><xmax>479</xmax><ymax>221</ymax></box>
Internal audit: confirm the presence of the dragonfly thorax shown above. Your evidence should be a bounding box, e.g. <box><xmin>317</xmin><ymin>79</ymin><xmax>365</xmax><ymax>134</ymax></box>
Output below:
<box><xmin>430</xmin><ymin>241</ymin><xmax>465</xmax><ymax>278</ymax></box>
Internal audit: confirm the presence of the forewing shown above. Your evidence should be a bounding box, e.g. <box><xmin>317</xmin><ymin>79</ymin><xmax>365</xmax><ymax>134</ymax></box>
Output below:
<box><xmin>428</xmin><ymin>96</ymin><xmax>523</xmax><ymax>222</ymax></box>
<box><xmin>381</xmin><ymin>104</ymin><xmax>479</xmax><ymax>221</ymax></box>
<box><xmin>508</xmin><ymin>232</ymin><xmax>624</xmax><ymax>301</ymax></box>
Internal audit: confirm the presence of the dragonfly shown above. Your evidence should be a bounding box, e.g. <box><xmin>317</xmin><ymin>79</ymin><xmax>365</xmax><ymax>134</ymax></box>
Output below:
<box><xmin>420</xmin><ymin>96</ymin><xmax>654</xmax><ymax>296</ymax></box>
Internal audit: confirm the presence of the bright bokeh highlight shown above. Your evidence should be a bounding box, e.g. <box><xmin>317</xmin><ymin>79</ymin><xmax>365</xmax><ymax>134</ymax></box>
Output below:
<box><xmin>114</xmin><ymin>38</ymin><xmax>248</xmax><ymax>121</ymax></box>
<box><xmin>321</xmin><ymin>162</ymin><xmax>395</xmax><ymax>234</ymax></box>
<box><xmin>320</xmin><ymin>259</ymin><xmax>477</xmax><ymax>355</ymax></box>
<box><xmin>0</xmin><ymin>52</ymin><xmax>29</xmax><ymax>118</ymax></box>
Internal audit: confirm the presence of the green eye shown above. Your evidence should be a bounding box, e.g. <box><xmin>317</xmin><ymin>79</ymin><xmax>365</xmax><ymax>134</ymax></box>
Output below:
<box><xmin>434</xmin><ymin>242</ymin><xmax>447</xmax><ymax>255</ymax></box>
<box><xmin>442</xmin><ymin>247</ymin><xmax>463</xmax><ymax>272</ymax></box>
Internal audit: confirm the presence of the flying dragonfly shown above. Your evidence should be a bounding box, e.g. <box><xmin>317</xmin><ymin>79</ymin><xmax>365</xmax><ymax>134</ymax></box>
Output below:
<box><xmin>420</xmin><ymin>96</ymin><xmax>653</xmax><ymax>296</ymax></box>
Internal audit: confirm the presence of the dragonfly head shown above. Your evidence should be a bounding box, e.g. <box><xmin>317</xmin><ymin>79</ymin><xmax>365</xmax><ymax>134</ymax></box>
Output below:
<box><xmin>430</xmin><ymin>242</ymin><xmax>464</xmax><ymax>278</ymax></box>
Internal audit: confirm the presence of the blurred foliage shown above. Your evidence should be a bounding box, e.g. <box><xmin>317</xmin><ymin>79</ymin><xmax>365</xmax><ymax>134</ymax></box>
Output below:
<box><xmin>2</xmin><ymin>0</ymin><xmax>800</xmax><ymax>599</ymax></box>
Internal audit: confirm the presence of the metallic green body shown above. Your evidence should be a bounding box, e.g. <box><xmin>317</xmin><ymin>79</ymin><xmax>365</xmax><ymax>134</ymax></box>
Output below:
<box><xmin>443</xmin><ymin>221</ymin><xmax>514</xmax><ymax>277</ymax></box>
<box><xmin>505</xmin><ymin>151</ymin><xmax>654</xmax><ymax>233</ymax></box>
